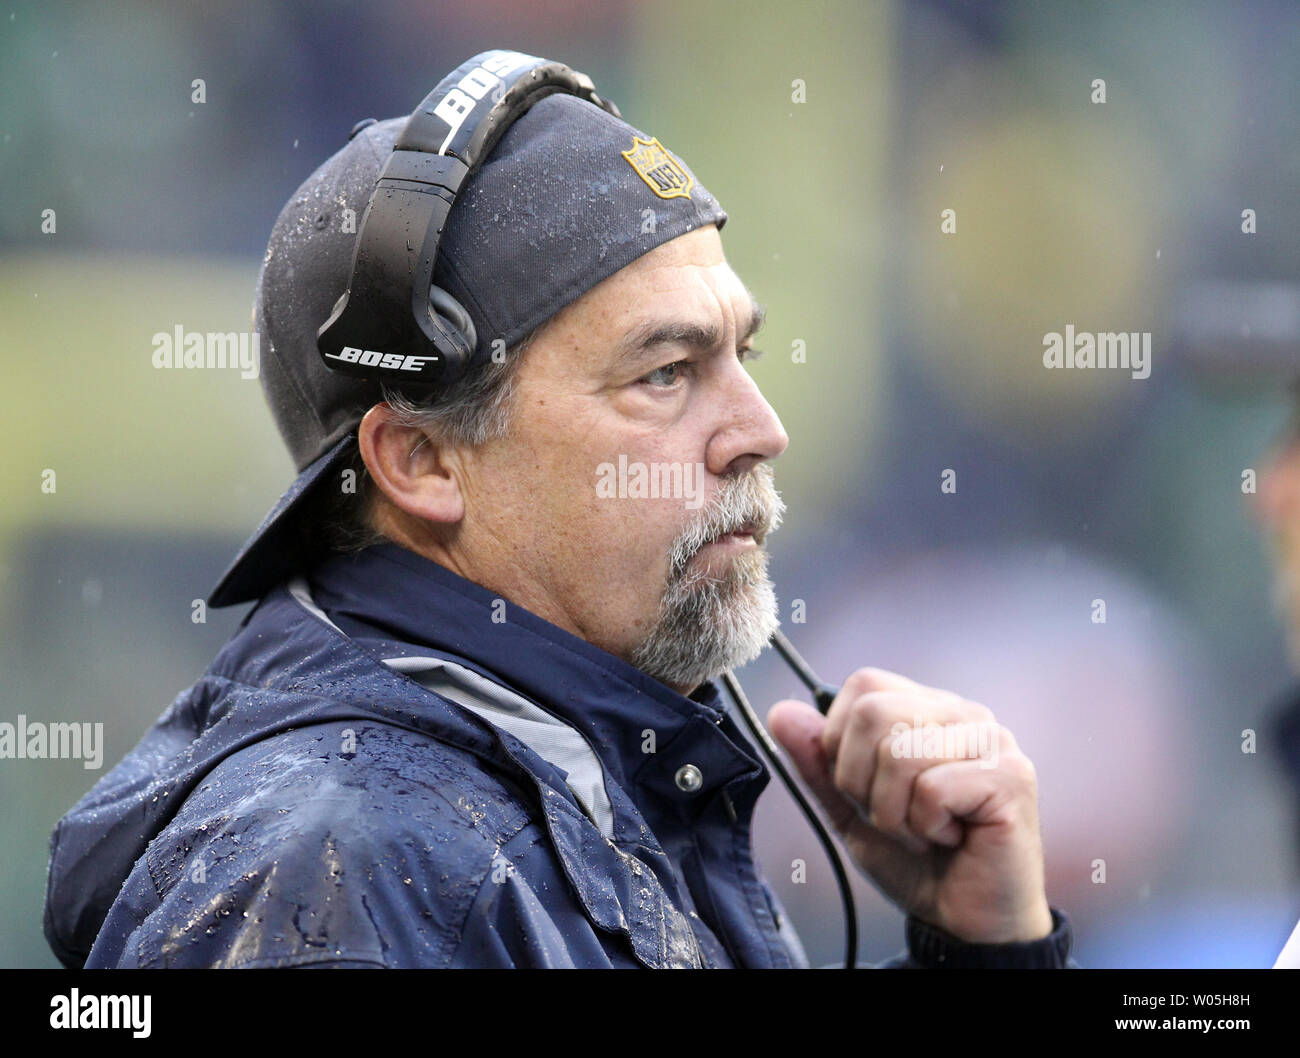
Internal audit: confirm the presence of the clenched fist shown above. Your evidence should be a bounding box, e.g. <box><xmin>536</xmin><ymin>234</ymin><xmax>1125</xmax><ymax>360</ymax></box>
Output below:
<box><xmin>768</xmin><ymin>666</ymin><xmax>1053</xmax><ymax>944</ymax></box>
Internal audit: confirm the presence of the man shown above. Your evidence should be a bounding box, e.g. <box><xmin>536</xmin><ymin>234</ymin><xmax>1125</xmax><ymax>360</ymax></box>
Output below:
<box><xmin>44</xmin><ymin>53</ymin><xmax>1072</xmax><ymax>968</ymax></box>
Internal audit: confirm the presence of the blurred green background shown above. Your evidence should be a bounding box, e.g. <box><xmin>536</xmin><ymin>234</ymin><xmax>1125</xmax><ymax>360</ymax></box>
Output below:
<box><xmin>3</xmin><ymin>0</ymin><xmax>1299</xmax><ymax>967</ymax></box>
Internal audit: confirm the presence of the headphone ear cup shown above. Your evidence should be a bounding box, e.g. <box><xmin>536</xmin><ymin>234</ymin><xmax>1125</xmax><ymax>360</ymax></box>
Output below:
<box><xmin>429</xmin><ymin>286</ymin><xmax>477</xmax><ymax>371</ymax></box>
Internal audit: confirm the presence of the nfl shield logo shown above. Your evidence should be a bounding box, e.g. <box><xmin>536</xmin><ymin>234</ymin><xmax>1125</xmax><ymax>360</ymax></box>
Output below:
<box><xmin>621</xmin><ymin>136</ymin><xmax>694</xmax><ymax>200</ymax></box>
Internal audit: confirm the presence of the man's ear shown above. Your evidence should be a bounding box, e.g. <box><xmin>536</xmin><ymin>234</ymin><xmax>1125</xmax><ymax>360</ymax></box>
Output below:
<box><xmin>357</xmin><ymin>404</ymin><xmax>465</xmax><ymax>525</ymax></box>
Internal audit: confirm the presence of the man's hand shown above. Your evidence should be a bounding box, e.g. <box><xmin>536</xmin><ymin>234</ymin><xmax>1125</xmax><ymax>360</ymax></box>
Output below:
<box><xmin>767</xmin><ymin>667</ymin><xmax>1053</xmax><ymax>944</ymax></box>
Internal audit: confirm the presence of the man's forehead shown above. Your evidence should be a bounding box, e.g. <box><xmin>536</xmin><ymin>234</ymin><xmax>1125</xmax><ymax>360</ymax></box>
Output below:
<box><xmin>583</xmin><ymin>224</ymin><xmax>733</xmax><ymax>311</ymax></box>
<box><xmin>535</xmin><ymin>230</ymin><xmax>763</xmax><ymax>372</ymax></box>
<box><xmin>613</xmin><ymin>238</ymin><xmax>759</xmax><ymax>331</ymax></box>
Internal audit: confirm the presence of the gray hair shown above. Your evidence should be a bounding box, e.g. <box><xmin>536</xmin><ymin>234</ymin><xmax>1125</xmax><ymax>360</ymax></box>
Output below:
<box><xmin>317</xmin><ymin>325</ymin><xmax>544</xmax><ymax>553</ymax></box>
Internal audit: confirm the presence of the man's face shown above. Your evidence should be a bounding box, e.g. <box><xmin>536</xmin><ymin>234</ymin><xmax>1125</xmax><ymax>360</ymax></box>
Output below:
<box><xmin>1256</xmin><ymin>391</ymin><xmax>1300</xmax><ymax>668</ymax></box>
<box><xmin>452</xmin><ymin>224</ymin><xmax>789</xmax><ymax>691</ymax></box>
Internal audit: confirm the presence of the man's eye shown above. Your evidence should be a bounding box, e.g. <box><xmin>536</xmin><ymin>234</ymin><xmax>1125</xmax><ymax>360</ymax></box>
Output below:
<box><xmin>640</xmin><ymin>361</ymin><xmax>689</xmax><ymax>387</ymax></box>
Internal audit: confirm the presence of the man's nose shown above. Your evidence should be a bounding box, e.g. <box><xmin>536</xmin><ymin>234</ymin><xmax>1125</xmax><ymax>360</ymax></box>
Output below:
<box><xmin>708</xmin><ymin>366</ymin><xmax>790</xmax><ymax>477</ymax></box>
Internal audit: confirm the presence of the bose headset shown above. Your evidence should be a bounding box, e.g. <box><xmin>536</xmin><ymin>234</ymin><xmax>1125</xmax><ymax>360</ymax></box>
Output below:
<box><xmin>314</xmin><ymin>49</ymin><xmax>858</xmax><ymax>969</ymax></box>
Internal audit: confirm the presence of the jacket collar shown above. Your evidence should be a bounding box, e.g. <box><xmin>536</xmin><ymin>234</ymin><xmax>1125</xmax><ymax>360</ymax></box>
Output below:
<box><xmin>305</xmin><ymin>543</ymin><xmax>766</xmax><ymax>807</ymax></box>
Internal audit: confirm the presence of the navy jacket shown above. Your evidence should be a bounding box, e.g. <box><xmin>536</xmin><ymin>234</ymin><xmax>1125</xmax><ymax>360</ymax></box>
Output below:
<box><xmin>44</xmin><ymin>543</ymin><xmax>1073</xmax><ymax>968</ymax></box>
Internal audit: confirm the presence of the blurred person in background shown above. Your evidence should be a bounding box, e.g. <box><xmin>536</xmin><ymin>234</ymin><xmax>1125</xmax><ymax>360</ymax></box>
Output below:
<box><xmin>1258</xmin><ymin>376</ymin><xmax>1300</xmax><ymax>863</ymax></box>
<box><xmin>1252</xmin><ymin>372</ymin><xmax>1300</xmax><ymax>968</ymax></box>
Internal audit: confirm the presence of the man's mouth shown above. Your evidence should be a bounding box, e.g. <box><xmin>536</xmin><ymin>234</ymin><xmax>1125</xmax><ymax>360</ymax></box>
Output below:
<box><xmin>699</xmin><ymin>524</ymin><xmax>761</xmax><ymax>554</ymax></box>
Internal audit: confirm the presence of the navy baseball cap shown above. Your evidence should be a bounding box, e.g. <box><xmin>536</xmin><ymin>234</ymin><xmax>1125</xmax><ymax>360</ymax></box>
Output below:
<box><xmin>208</xmin><ymin>68</ymin><xmax>727</xmax><ymax>608</ymax></box>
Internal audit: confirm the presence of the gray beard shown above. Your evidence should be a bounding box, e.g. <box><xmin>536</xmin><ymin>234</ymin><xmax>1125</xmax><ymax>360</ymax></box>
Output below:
<box><xmin>629</xmin><ymin>465</ymin><xmax>784</xmax><ymax>691</ymax></box>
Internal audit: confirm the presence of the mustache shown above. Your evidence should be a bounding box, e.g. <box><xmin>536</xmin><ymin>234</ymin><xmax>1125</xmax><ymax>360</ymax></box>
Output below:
<box><xmin>668</xmin><ymin>464</ymin><xmax>785</xmax><ymax>571</ymax></box>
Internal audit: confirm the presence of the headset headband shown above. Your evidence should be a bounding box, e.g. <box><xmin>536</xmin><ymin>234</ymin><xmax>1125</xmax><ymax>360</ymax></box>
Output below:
<box><xmin>316</xmin><ymin>50</ymin><xmax>621</xmax><ymax>389</ymax></box>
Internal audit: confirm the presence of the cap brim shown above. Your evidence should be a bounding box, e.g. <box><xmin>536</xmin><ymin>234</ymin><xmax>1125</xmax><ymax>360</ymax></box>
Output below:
<box><xmin>208</xmin><ymin>434</ymin><xmax>356</xmax><ymax>608</ymax></box>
